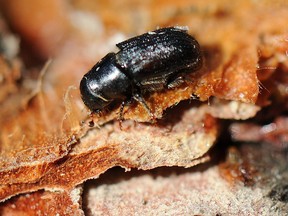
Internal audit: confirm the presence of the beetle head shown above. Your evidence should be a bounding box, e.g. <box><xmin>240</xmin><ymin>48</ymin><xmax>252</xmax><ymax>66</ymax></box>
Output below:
<box><xmin>80</xmin><ymin>75</ymin><xmax>112</xmax><ymax>111</ymax></box>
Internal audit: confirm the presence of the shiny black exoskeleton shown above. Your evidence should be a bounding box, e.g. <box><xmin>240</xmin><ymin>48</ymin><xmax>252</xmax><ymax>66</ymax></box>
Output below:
<box><xmin>80</xmin><ymin>27</ymin><xmax>203</xmax><ymax>118</ymax></box>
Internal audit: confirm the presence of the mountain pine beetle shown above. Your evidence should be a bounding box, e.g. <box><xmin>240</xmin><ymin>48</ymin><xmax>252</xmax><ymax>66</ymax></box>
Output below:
<box><xmin>80</xmin><ymin>26</ymin><xmax>203</xmax><ymax>120</ymax></box>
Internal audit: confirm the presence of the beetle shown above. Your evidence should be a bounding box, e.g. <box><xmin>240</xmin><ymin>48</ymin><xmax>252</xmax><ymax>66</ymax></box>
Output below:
<box><xmin>80</xmin><ymin>26</ymin><xmax>203</xmax><ymax>120</ymax></box>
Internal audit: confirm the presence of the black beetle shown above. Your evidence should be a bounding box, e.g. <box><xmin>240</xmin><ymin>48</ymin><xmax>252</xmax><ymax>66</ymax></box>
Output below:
<box><xmin>80</xmin><ymin>26</ymin><xmax>203</xmax><ymax>120</ymax></box>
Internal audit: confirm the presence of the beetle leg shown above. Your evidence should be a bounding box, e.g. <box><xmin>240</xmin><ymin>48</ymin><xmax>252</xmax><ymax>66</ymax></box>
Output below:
<box><xmin>167</xmin><ymin>76</ymin><xmax>185</xmax><ymax>89</ymax></box>
<box><xmin>140</xmin><ymin>78</ymin><xmax>166</xmax><ymax>92</ymax></box>
<box><xmin>119</xmin><ymin>101</ymin><xmax>126</xmax><ymax>122</ymax></box>
<box><xmin>167</xmin><ymin>75</ymin><xmax>196</xmax><ymax>89</ymax></box>
<box><xmin>133</xmin><ymin>93</ymin><xmax>155</xmax><ymax>121</ymax></box>
<box><xmin>118</xmin><ymin>100</ymin><xmax>130</xmax><ymax>129</ymax></box>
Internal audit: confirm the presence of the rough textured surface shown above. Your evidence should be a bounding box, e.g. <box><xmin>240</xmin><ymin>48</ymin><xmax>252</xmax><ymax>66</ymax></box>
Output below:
<box><xmin>0</xmin><ymin>187</ymin><xmax>84</xmax><ymax>216</ymax></box>
<box><xmin>0</xmin><ymin>102</ymin><xmax>217</xmax><ymax>202</ymax></box>
<box><xmin>0</xmin><ymin>101</ymin><xmax>217</xmax><ymax>202</ymax></box>
<box><xmin>0</xmin><ymin>0</ymin><xmax>287</xmax><ymax>214</ymax></box>
<box><xmin>84</xmin><ymin>142</ymin><xmax>288</xmax><ymax>215</ymax></box>
<box><xmin>84</xmin><ymin>168</ymin><xmax>279</xmax><ymax>216</ymax></box>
